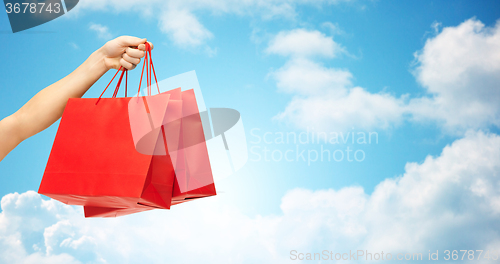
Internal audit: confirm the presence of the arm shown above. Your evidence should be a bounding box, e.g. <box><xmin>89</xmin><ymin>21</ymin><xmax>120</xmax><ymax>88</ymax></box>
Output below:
<box><xmin>0</xmin><ymin>36</ymin><xmax>153</xmax><ymax>161</ymax></box>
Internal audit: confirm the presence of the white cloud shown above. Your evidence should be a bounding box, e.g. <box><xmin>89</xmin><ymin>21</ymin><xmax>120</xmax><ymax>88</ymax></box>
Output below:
<box><xmin>266</xmin><ymin>29</ymin><xmax>345</xmax><ymax>58</ymax></box>
<box><xmin>271</xmin><ymin>58</ymin><xmax>352</xmax><ymax>95</ymax></box>
<box><xmin>0</xmin><ymin>191</ymin><xmax>92</xmax><ymax>264</ymax></box>
<box><xmin>1</xmin><ymin>131</ymin><xmax>500</xmax><ymax>262</ymax></box>
<box><xmin>158</xmin><ymin>8</ymin><xmax>214</xmax><ymax>47</ymax></box>
<box><xmin>321</xmin><ymin>21</ymin><xmax>345</xmax><ymax>35</ymax></box>
<box><xmin>268</xmin><ymin>29</ymin><xmax>406</xmax><ymax>132</ymax></box>
<box><xmin>89</xmin><ymin>23</ymin><xmax>112</xmax><ymax>40</ymax></box>
<box><xmin>271</xmin><ymin>19</ymin><xmax>500</xmax><ymax>134</ymax></box>
<box><xmin>75</xmin><ymin>0</ymin><xmax>354</xmax><ymax>18</ymax></box>
<box><xmin>205</xmin><ymin>46</ymin><xmax>218</xmax><ymax>57</ymax></box>
<box><xmin>68</xmin><ymin>42</ymin><xmax>79</xmax><ymax>50</ymax></box>
<box><xmin>362</xmin><ymin>130</ymin><xmax>500</xmax><ymax>252</ymax></box>
<box><xmin>276</xmin><ymin>87</ymin><xmax>406</xmax><ymax>132</ymax></box>
<box><xmin>410</xmin><ymin>18</ymin><xmax>500</xmax><ymax>133</ymax></box>
<box><xmin>74</xmin><ymin>0</ymin><xmax>162</xmax><ymax>14</ymax></box>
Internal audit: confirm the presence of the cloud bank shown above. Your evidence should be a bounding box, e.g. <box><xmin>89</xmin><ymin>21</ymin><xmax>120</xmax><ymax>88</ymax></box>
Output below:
<box><xmin>2</xmin><ymin>131</ymin><xmax>500</xmax><ymax>263</ymax></box>
<box><xmin>271</xmin><ymin>18</ymin><xmax>500</xmax><ymax>134</ymax></box>
<box><xmin>410</xmin><ymin>18</ymin><xmax>500</xmax><ymax>132</ymax></box>
<box><xmin>268</xmin><ymin>28</ymin><xmax>407</xmax><ymax>132</ymax></box>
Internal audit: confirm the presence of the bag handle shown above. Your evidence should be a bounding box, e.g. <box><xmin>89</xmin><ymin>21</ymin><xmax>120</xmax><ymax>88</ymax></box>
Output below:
<box><xmin>137</xmin><ymin>42</ymin><xmax>160</xmax><ymax>97</ymax></box>
<box><xmin>96</xmin><ymin>42</ymin><xmax>159</xmax><ymax>105</ymax></box>
<box><xmin>96</xmin><ymin>66</ymin><xmax>128</xmax><ymax>105</ymax></box>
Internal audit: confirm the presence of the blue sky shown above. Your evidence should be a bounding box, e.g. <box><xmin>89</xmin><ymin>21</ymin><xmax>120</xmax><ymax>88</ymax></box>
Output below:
<box><xmin>1</xmin><ymin>0</ymin><xmax>500</xmax><ymax>263</ymax></box>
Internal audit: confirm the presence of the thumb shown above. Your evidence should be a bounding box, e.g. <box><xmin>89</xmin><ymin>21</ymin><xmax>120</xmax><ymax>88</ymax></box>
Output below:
<box><xmin>117</xmin><ymin>36</ymin><xmax>147</xmax><ymax>47</ymax></box>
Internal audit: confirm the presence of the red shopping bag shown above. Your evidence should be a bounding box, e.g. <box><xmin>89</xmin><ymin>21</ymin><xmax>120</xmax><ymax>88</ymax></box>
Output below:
<box><xmin>40</xmin><ymin>67</ymin><xmax>176</xmax><ymax>217</ymax></box>
<box><xmin>40</xmin><ymin>43</ymin><xmax>216</xmax><ymax>218</ymax></box>
<box><xmin>83</xmin><ymin>90</ymin><xmax>217</xmax><ymax>217</ymax></box>
<box><xmin>82</xmin><ymin>43</ymin><xmax>216</xmax><ymax>217</ymax></box>
<box><xmin>170</xmin><ymin>88</ymin><xmax>216</xmax><ymax>205</ymax></box>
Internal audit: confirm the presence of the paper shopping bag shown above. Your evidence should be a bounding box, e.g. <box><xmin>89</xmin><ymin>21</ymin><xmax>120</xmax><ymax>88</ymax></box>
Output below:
<box><xmin>43</xmin><ymin>41</ymin><xmax>217</xmax><ymax>217</ymax></box>
<box><xmin>170</xmin><ymin>88</ymin><xmax>216</xmax><ymax>205</ymax></box>
<box><xmin>84</xmin><ymin>88</ymin><xmax>217</xmax><ymax>216</ymax></box>
<box><xmin>39</xmin><ymin>92</ymin><xmax>176</xmax><ymax>212</ymax></box>
<box><xmin>82</xmin><ymin>88</ymin><xmax>185</xmax><ymax>218</ymax></box>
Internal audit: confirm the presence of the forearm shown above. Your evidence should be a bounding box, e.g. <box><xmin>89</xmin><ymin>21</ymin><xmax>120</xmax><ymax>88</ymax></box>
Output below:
<box><xmin>0</xmin><ymin>47</ymin><xmax>108</xmax><ymax>161</ymax></box>
<box><xmin>0</xmin><ymin>36</ymin><xmax>148</xmax><ymax>162</ymax></box>
<box><xmin>13</xmin><ymin>46</ymin><xmax>108</xmax><ymax>141</ymax></box>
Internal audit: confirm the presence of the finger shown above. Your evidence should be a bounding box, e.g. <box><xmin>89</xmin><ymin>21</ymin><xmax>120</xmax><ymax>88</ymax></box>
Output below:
<box><xmin>138</xmin><ymin>41</ymin><xmax>154</xmax><ymax>51</ymax></box>
<box><xmin>126</xmin><ymin>47</ymin><xmax>145</xmax><ymax>59</ymax></box>
<box><xmin>120</xmin><ymin>58</ymin><xmax>136</xmax><ymax>70</ymax></box>
<box><xmin>123</xmin><ymin>53</ymin><xmax>141</xmax><ymax>66</ymax></box>
<box><xmin>117</xmin><ymin>36</ymin><xmax>147</xmax><ymax>48</ymax></box>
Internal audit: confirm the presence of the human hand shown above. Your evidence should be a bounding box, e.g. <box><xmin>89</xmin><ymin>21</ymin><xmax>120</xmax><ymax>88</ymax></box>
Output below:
<box><xmin>100</xmin><ymin>36</ymin><xmax>154</xmax><ymax>71</ymax></box>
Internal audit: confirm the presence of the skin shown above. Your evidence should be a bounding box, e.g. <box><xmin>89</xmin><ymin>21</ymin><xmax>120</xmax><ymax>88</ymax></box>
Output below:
<box><xmin>0</xmin><ymin>36</ymin><xmax>154</xmax><ymax>162</ymax></box>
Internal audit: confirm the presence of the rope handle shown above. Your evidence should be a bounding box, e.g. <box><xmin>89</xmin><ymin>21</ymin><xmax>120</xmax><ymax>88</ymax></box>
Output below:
<box><xmin>96</xmin><ymin>66</ymin><xmax>128</xmax><ymax>105</ymax></box>
<box><xmin>96</xmin><ymin>41</ymin><xmax>158</xmax><ymax>105</ymax></box>
<box><xmin>137</xmin><ymin>42</ymin><xmax>160</xmax><ymax>97</ymax></box>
